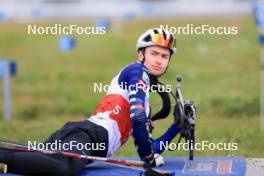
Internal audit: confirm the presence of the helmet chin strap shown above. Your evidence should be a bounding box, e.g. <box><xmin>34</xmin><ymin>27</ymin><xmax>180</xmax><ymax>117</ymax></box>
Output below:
<box><xmin>158</xmin><ymin>66</ymin><xmax>169</xmax><ymax>77</ymax></box>
<box><xmin>139</xmin><ymin>48</ymin><xmax>146</xmax><ymax>64</ymax></box>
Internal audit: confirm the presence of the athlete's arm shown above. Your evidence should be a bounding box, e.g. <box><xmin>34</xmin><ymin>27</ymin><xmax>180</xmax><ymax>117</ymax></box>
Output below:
<box><xmin>119</xmin><ymin>66</ymin><xmax>152</xmax><ymax>160</ymax></box>
<box><xmin>151</xmin><ymin>123</ymin><xmax>180</xmax><ymax>154</ymax></box>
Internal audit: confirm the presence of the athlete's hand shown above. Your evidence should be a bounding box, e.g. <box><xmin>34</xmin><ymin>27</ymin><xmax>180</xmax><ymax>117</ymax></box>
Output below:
<box><xmin>144</xmin><ymin>153</ymin><xmax>164</xmax><ymax>167</ymax></box>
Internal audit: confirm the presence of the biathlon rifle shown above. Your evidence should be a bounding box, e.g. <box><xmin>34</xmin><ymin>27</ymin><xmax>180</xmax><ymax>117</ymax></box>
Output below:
<box><xmin>170</xmin><ymin>75</ymin><xmax>196</xmax><ymax>160</ymax></box>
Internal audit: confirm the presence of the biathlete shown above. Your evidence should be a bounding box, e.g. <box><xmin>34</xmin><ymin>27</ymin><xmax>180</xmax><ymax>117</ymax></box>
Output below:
<box><xmin>0</xmin><ymin>28</ymin><xmax>195</xmax><ymax>176</ymax></box>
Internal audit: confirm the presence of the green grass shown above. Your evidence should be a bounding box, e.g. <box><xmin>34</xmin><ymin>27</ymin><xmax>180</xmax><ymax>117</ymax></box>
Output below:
<box><xmin>0</xmin><ymin>16</ymin><xmax>263</xmax><ymax>158</ymax></box>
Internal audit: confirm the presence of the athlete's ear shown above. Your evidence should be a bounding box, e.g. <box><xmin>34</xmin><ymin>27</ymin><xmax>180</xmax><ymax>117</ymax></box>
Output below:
<box><xmin>137</xmin><ymin>50</ymin><xmax>144</xmax><ymax>62</ymax></box>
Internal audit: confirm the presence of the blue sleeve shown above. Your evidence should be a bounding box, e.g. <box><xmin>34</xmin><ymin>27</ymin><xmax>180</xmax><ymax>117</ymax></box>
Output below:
<box><xmin>119</xmin><ymin>65</ymin><xmax>152</xmax><ymax>160</ymax></box>
<box><xmin>152</xmin><ymin>123</ymin><xmax>180</xmax><ymax>154</ymax></box>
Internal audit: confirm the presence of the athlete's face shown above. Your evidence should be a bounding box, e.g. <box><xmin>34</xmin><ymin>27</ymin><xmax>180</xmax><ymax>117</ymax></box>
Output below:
<box><xmin>138</xmin><ymin>46</ymin><xmax>171</xmax><ymax>77</ymax></box>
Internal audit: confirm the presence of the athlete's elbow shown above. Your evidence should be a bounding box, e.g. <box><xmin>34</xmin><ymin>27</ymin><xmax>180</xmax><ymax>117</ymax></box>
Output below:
<box><xmin>131</xmin><ymin>113</ymin><xmax>147</xmax><ymax>127</ymax></box>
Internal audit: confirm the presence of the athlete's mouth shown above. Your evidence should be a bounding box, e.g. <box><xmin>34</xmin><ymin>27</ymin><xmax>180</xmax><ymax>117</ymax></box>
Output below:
<box><xmin>152</xmin><ymin>65</ymin><xmax>162</xmax><ymax>71</ymax></box>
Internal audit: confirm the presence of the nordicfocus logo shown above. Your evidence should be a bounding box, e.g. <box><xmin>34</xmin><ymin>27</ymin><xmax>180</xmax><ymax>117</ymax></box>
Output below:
<box><xmin>160</xmin><ymin>24</ymin><xmax>238</xmax><ymax>35</ymax></box>
<box><xmin>27</xmin><ymin>24</ymin><xmax>106</xmax><ymax>35</ymax></box>
<box><xmin>161</xmin><ymin>141</ymin><xmax>238</xmax><ymax>151</ymax></box>
<box><xmin>93</xmin><ymin>83</ymin><xmax>172</xmax><ymax>93</ymax></box>
<box><xmin>27</xmin><ymin>140</ymin><xmax>106</xmax><ymax>151</ymax></box>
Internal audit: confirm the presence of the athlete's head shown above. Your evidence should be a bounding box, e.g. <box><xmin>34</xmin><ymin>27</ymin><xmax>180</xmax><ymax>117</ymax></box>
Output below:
<box><xmin>136</xmin><ymin>28</ymin><xmax>176</xmax><ymax>77</ymax></box>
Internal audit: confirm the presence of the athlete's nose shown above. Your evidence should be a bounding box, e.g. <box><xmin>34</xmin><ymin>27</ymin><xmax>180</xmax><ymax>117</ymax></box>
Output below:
<box><xmin>155</xmin><ymin>56</ymin><xmax>163</xmax><ymax>65</ymax></box>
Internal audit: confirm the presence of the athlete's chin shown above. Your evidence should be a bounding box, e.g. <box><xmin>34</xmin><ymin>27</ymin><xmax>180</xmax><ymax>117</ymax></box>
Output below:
<box><xmin>150</xmin><ymin>70</ymin><xmax>164</xmax><ymax>77</ymax></box>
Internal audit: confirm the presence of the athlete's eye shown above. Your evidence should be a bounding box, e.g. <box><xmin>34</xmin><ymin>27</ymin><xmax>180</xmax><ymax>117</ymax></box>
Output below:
<box><xmin>151</xmin><ymin>52</ymin><xmax>158</xmax><ymax>56</ymax></box>
<box><xmin>162</xmin><ymin>55</ymin><xmax>169</xmax><ymax>59</ymax></box>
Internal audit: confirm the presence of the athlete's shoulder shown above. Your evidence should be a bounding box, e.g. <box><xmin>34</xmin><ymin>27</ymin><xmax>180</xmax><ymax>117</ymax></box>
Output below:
<box><xmin>119</xmin><ymin>61</ymin><xmax>150</xmax><ymax>85</ymax></box>
<box><xmin>122</xmin><ymin>61</ymin><xmax>149</xmax><ymax>74</ymax></box>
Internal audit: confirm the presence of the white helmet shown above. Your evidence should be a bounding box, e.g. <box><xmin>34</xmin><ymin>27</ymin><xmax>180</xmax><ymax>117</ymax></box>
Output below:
<box><xmin>136</xmin><ymin>28</ymin><xmax>176</xmax><ymax>54</ymax></box>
